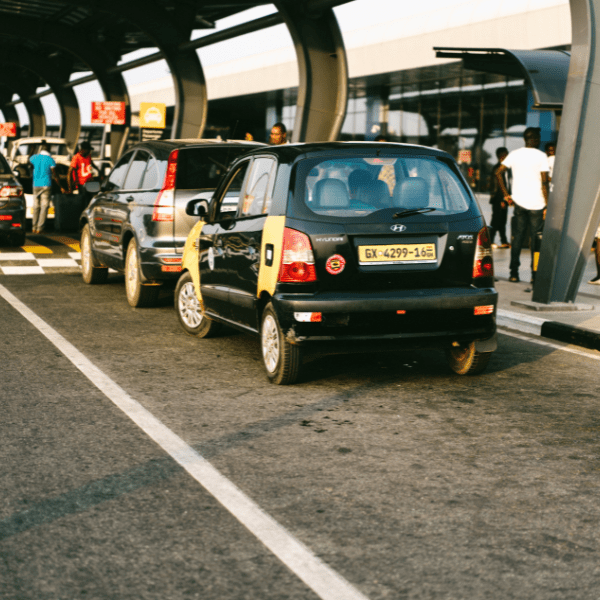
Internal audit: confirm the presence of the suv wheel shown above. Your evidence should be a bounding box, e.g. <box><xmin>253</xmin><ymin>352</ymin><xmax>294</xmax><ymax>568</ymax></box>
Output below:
<box><xmin>81</xmin><ymin>224</ymin><xmax>108</xmax><ymax>284</ymax></box>
<box><xmin>260</xmin><ymin>303</ymin><xmax>302</xmax><ymax>385</ymax></box>
<box><xmin>125</xmin><ymin>238</ymin><xmax>159</xmax><ymax>308</ymax></box>
<box><xmin>447</xmin><ymin>342</ymin><xmax>491</xmax><ymax>375</ymax></box>
<box><xmin>175</xmin><ymin>271</ymin><xmax>221</xmax><ymax>337</ymax></box>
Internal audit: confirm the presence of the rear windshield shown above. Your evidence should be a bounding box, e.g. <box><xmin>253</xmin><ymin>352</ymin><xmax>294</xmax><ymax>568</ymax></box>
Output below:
<box><xmin>176</xmin><ymin>146</ymin><xmax>254</xmax><ymax>190</ymax></box>
<box><xmin>15</xmin><ymin>143</ymin><xmax>70</xmax><ymax>157</ymax></box>
<box><xmin>296</xmin><ymin>155</ymin><xmax>473</xmax><ymax>219</ymax></box>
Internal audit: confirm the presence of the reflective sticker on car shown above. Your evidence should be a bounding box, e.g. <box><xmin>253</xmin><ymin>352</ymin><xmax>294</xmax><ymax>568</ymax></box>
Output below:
<box><xmin>257</xmin><ymin>215</ymin><xmax>286</xmax><ymax>297</ymax></box>
<box><xmin>325</xmin><ymin>254</ymin><xmax>346</xmax><ymax>275</ymax></box>
<box><xmin>181</xmin><ymin>220</ymin><xmax>205</xmax><ymax>300</ymax></box>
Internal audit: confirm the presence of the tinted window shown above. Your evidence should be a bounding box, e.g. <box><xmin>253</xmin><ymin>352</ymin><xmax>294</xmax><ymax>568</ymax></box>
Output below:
<box><xmin>240</xmin><ymin>158</ymin><xmax>276</xmax><ymax>216</ymax></box>
<box><xmin>298</xmin><ymin>155</ymin><xmax>472</xmax><ymax>219</ymax></box>
<box><xmin>105</xmin><ymin>153</ymin><xmax>133</xmax><ymax>191</ymax></box>
<box><xmin>140</xmin><ymin>156</ymin><xmax>159</xmax><ymax>189</ymax></box>
<box><xmin>176</xmin><ymin>146</ymin><xmax>254</xmax><ymax>190</ymax></box>
<box><xmin>0</xmin><ymin>154</ymin><xmax>10</xmax><ymax>174</ymax></box>
<box><xmin>214</xmin><ymin>161</ymin><xmax>251</xmax><ymax>219</ymax></box>
<box><xmin>123</xmin><ymin>151</ymin><xmax>149</xmax><ymax>190</ymax></box>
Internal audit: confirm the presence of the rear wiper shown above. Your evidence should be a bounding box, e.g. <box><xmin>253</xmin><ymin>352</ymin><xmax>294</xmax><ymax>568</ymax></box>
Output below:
<box><xmin>393</xmin><ymin>207</ymin><xmax>437</xmax><ymax>218</ymax></box>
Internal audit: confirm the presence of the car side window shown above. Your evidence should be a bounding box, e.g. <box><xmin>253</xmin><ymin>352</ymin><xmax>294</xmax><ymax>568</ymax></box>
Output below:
<box><xmin>105</xmin><ymin>153</ymin><xmax>133</xmax><ymax>192</ymax></box>
<box><xmin>240</xmin><ymin>157</ymin><xmax>276</xmax><ymax>217</ymax></box>
<box><xmin>122</xmin><ymin>151</ymin><xmax>149</xmax><ymax>190</ymax></box>
<box><xmin>213</xmin><ymin>160</ymin><xmax>251</xmax><ymax>220</ymax></box>
<box><xmin>140</xmin><ymin>156</ymin><xmax>159</xmax><ymax>189</ymax></box>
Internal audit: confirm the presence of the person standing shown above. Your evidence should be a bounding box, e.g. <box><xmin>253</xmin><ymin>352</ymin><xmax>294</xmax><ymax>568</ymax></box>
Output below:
<box><xmin>29</xmin><ymin>140</ymin><xmax>61</xmax><ymax>234</ymax></box>
<box><xmin>269</xmin><ymin>123</ymin><xmax>287</xmax><ymax>145</ymax></box>
<box><xmin>67</xmin><ymin>141</ymin><xmax>98</xmax><ymax>206</ymax></box>
<box><xmin>496</xmin><ymin>127</ymin><xmax>550</xmax><ymax>283</ymax></box>
<box><xmin>590</xmin><ymin>224</ymin><xmax>600</xmax><ymax>285</ymax></box>
<box><xmin>488</xmin><ymin>146</ymin><xmax>511</xmax><ymax>248</ymax></box>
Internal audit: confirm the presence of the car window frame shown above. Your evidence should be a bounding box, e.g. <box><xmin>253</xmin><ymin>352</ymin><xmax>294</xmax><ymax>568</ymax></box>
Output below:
<box><xmin>121</xmin><ymin>149</ymin><xmax>151</xmax><ymax>191</ymax></box>
<box><xmin>208</xmin><ymin>158</ymin><xmax>253</xmax><ymax>223</ymax></box>
<box><xmin>103</xmin><ymin>151</ymin><xmax>135</xmax><ymax>192</ymax></box>
<box><xmin>239</xmin><ymin>156</ymin><xmax>277</xmax><ymax>218</ymax></box>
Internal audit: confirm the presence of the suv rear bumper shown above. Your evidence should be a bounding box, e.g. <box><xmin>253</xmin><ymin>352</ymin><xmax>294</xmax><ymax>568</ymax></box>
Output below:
<box><xmin>272</xmin><ymin>286</ymin><xmax>497</xmax><ymax>346</ymax></box>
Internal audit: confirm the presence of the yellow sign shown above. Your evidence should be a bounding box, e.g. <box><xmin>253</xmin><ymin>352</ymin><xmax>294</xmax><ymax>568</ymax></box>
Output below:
<box><xmin>139</xmin><ymin>102</ymin><xmax>166</xmax><ymax>129</ymax></box>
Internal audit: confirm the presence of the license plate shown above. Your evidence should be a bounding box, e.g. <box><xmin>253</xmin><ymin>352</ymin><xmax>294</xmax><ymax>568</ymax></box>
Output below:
<box><xmin>358</xmin><ymin>243</ymin><xmax>436</xmax><ymax>265</ymax></box>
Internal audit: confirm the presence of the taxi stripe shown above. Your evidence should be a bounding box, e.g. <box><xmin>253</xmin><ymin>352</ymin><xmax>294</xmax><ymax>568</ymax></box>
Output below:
<box><xmin>257</xmin><ymin>215</ymin><xmax>285</xmax><ymax>297</ymax></box>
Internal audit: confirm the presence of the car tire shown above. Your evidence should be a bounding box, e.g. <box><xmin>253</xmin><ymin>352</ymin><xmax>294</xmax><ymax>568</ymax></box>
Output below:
<box><xmin>447</xmin><ymin>342</ymin><xmax>492</xmax><ymax>375</ymax></box>
<box><xmin>175</xmin><ymin>271</ymin><xmax>221</xmax><ymax>338</ymax></box>
<box><xmin>11</xmin><ymin>232</ymin><xmax>26</xmax><ymax>247</ymax></box>
<box><xmin>125</xmin><ymin>238</ymin><xmax>159</xmax><ymax>308</ymax></box>
<box><xmin>260</xmin><ymin>302</ymin><xmax>302</xmax><ymax>385</ymax></box>
<box><xmin>81</xmin><ymin>224</ymin><xmax>108</xmax><ymax>284</ymax></box>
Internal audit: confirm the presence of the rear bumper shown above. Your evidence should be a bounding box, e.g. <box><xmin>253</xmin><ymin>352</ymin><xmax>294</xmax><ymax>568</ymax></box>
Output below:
<box><xmin>0</xmin><ymin>209</ymin><xmax>26</xmax><ymax>231</ymax></box>
<box><xmin>139</xmin><ymin>246</ymin><xmax>183</xmax><ymax>283</ymax></box>
<box><xmin>272</xmin><ymin>286</ymin><xmax>497</xmax><ymax>346</ymax></box>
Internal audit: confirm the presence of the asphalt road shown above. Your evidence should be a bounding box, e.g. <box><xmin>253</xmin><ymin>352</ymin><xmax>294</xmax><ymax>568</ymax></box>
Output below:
<box><xmin>1</xmin><ymin>259</ymin><xmax>600</xmax><ymax>599</ymax></box>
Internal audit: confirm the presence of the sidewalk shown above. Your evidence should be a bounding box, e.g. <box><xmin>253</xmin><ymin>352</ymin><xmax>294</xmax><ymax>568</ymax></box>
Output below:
<box><xmin>475</xmin><ymin>194</ymin><xmax>600</xmax><ymax>352</ymax></box>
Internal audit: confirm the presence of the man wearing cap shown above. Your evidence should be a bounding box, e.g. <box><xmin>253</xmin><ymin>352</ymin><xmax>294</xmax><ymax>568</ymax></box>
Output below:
<box><xmin>68</xmin><ymin>141</ymin><xmax>98</xmax><ymax>207</ymax></box>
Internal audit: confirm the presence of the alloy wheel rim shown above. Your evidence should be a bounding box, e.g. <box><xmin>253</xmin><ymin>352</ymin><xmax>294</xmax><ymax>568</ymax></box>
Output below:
<box><xmin>126</xmin><ymin>245</ymin><xmax>138</xmax><ymax>298</ymax></box>
<box><xmin>179</xmin><ymin>282</ymin><xmax>203</xmax><ymax>328</ymax></box>
<box><xmin>262</xmin><ymin>314</ymin><xmax>279</xmax><ymax>373</ymax></box>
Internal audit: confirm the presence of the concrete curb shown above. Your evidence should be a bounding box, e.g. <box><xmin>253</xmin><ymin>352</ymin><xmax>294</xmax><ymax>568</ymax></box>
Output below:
<box><xmin>497</xmin><ymin>309</ymin><xmax>600</xmax><ymax>352</ymax></box>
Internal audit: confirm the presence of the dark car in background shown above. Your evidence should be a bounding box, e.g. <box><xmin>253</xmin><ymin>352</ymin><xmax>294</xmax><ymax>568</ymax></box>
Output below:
<box><xmin>0</xmin><ymin>153</ymin><xmax>25</xmax><ymax>246</ymax></box>
<box><xmin>175</xmin><ymin>142</ymin><xmax>497</xmax><ymax>384</ymax></box>
<box><xmin>79</xmin><ymin>139</ymin><xmax>263</xmax><ymax>307</ymax></box>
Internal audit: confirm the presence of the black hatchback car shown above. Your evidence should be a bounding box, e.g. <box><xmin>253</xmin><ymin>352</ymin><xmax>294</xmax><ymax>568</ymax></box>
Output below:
<box><xmin>79</xmin><ymin>139</ymin><xmax>262</xmax><ymax>307</ymax></box>
<box><xmin>175</xmin><ymin>142</ymin><xmax>497</xmax><ymax>384</ymax></box>
<box><xmin>0</xmin><ymin>153</ymin><xmax>25</xmax><ymax>246</ymax></box>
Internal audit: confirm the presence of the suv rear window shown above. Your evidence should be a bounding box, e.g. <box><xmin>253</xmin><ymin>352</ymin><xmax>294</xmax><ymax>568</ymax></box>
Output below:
<box><xmin>296</xmin><ymin>155</ymin><xmax>472</xmax><ymax>219</ymax></box>
<box><xmin>176</xmin><ymin>146</ymin><xmax>254</xmax><ymax>190</ymax></box>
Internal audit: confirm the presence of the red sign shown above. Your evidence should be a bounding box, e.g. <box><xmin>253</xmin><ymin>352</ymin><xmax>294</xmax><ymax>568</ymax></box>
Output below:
<box><xmin>0</xmin><ymin>122</ymin><xmax>17</xmax><ymax>137</ymax></box>
<box><xmin>91</xmin><ymin>101</ymin><xmax>126</xmax><ymax>125</ymax></box>
<box><xmin>458</xmin><ymin>149</ymin><xmax>472</xmax><ymax>164</ymax></box>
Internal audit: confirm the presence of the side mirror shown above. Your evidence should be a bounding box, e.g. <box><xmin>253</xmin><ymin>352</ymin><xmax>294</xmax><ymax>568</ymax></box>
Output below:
<box><xmin>84</xmin><ymin>181</ymin><xmax>101</xmax><ymax>194</ymax></box>
<box><xmin>185</xmin><ymin>199</ymin><xmax>209</xmax><ymax>217</ymax></box>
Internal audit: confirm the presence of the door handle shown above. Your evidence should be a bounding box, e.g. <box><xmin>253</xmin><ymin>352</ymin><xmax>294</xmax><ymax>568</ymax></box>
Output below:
<box><xmin>125</xmin><ymin>196</ymin><xmax>134</xmax><ymax>202</ymax></box>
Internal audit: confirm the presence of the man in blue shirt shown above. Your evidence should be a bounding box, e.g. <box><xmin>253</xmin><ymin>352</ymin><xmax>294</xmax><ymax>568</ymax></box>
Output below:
<box><xmin>29</xmin><ymin>140</ymin><xmax>60</xmax><ymax>234</ymax></box>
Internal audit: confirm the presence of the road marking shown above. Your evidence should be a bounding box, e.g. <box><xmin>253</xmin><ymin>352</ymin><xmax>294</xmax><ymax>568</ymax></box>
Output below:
<box><xmin>0</xmin><ymin>252</ymin><xmax>36</xmax><ymax>260</ymax></box>
<box><xmin>500</xmin><ymin>328</ymin><xmax>600</xmax><ymax>361</ymax></box>
<box><xmin>22</xmin><ymin>242</ymin><xmax>53</xmax><ymax>254</ymax></box>
<box><xmin>1</xmin><ymin>266</ymin><xmax>45</xmax><ymax>275</ymax></box>
<box><xmin>0</xmin><ymin>283</ymin><xmax>370</xmax><ymax>600</ymax></box>
<box><xmin>37</xmin><ymin>258</ymin><xmax>79</xmax><ymax>268</ymax></box>
<box><xmin>46</xmin><ymin>235</ymin><xmax>81</xmax><ymax>252</ymax></box>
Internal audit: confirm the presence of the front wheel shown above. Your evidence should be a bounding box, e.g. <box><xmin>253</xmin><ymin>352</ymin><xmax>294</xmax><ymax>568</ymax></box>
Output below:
<box><xmin>81</xmin><ymin>224</ymin><xmax>108</xmax><ymax>284</ymax></box>
<box><xmin>447</xmin><ymin>342</ymin><xmax>492</xmax><ymax>375</ymax></box>
<box><xmin>175</xmin><ymin>271</ymin><xmax>221</xmax><ymax>338</ymax></box>
<box><xmin>261</xmin><ymin>303</ymin><xmax>302</xmax><ymax>385</ymax></box>
<box><xmin>125</xmin><ymin>238</ymin><xmax>159</xmax><ymax>308</ymax></box>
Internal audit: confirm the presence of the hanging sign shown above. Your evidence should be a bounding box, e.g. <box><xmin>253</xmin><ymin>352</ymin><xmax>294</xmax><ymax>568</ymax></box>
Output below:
<box><xmin>0</xmin><ymin>122</ymin><xmax>17</xmax><ymax>137</ymax></box>
<box><xmin>91</xmin><ymin>101</ymin><xmax>126</xmax><ymax>125</ymax></box>
<box><xmin>139</xmin><ymin>102</ymin><xmax>166</xmax><ymax>129</ymax></box>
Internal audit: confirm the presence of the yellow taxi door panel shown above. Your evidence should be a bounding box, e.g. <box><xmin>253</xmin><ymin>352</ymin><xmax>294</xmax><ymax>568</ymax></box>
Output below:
<box><xmin>257</xmin><ymin>215</ymin><xmax>286</xmax><ymax>297</ymax></box>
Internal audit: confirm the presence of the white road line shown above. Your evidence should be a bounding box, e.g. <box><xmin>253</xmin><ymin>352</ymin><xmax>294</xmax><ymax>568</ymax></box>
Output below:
<box><xmin>499</xmin><ymin>327</ymin><xmax>600</xmax><ymax>361</ymax></box>
<box><xmin>37</xmin><ymin>258</ymin><xmax>79</xmax><ymax>268</ymax></box>
<box><xmin>0</xmin><ymin>252</ymin><xmax>36</xmax><ymax>260</ymax></box>
<box><xmin>0</xmin><ymin>283</ymin><xmax>370</xmax><ymax>600</ymax></box>
<box><xmin>1</xmin><ymin>266</ymin><xmax>45</xmax><ymax>275</ymax></box>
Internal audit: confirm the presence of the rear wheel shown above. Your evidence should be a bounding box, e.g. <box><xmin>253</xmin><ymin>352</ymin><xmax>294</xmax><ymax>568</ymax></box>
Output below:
<box><xmin>261</xmin><ymin>303</ymin><xmax>302</xmax><ymax>385</ymax></box>
<box><xmin>81</xmin><ymin>224</ymin><xmax>108</xmax><ymax>284</ymax></box>
<box><xmin>175</xmin><ymin>271</ymin><xmax>221</xmax><ymax>338</ymax></box>
<box><xmin>447</xmin><ymin>342</ymin><xmax>492</xmax><ymax>375</ymax></box>
<box><xmin>11</xmin><ymin>231</ymin><xmax>26</xmax><ymax>247</ymax></box>
<box><xmin>125</xmin><ymin>238</ymin><xmax>159</xmax><ymax>307</ymax></box>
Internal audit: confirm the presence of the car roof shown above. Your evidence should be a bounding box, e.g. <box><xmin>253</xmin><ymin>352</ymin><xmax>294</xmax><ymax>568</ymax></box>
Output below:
<box><xmin>13</xmin><ymin>137</ymin><xmax>69</xmax><ymax>145</ymax></box>
<box><xmin>122</xmin><ymin>139</ymin><xmax>266</xmax><ymax>160</ymax></box>
<box><xmin>238</xmin><ymin>141</ymin><xmax>455</xmax><ymax>164</ymax></box>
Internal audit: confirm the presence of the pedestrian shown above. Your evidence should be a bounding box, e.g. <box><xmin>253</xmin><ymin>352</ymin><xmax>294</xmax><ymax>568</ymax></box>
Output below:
<box><xmin>28</xmin><ymin>140</ymin><xmax>62</xmax><ymax>234</ymax></box>
<box><xmin>488</xmin><ymin>147</ymin><xmax>511</xmax><ymax>249</ymax></box>
<box><xmin>496</xmin><ymin>127</ymin><xmax>550</xmax><ymax>283</ymax></box>
<box><xmin>67</xmin><ymin>141</ymin><xmax>98</xmax><ymax>207</ymax></box>
<box><xmin>590</xmin><ymin>224</ymin><xmax>600</xmax><ymax>285</ymax></box>
<box><xmin>269</xmin><ymin>122</ymin><xmax>287</xmax><ymax>145</ymax></box>
<box><xmin>545</xmin><ymin>141</ymin><xmax>556</xmax><ymax>192</ymax></box>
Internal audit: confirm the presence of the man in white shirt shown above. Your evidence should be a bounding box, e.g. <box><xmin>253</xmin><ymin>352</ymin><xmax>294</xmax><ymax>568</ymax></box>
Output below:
<box><xmin>495</xmin><ymin>127</ymin><xmax>550</xmax><ymax>283</ymax></box>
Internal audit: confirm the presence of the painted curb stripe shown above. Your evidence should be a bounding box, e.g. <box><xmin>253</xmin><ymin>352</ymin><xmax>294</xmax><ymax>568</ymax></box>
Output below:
<box><xmin>0</xmin><ymin>284</ymin><xmax>370</xmax><ymax>600</ymax></box>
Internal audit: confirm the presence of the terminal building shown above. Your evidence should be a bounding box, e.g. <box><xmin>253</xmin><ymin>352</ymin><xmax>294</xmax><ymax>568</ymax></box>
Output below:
<box><xmin>126</xmin><ymin>0</ymin><xmax>571</xmax><ymax>192</ymax></box>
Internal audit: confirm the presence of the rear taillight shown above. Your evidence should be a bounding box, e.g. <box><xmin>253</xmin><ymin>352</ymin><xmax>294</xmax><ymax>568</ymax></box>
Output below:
<box><xmin>473</xmin><ymin>226</ymin><xmax>494</xmax><ymax>279</ymax></box>
<box><xmin>152</xmin><ymin>149</ymin><xmax>178</xmax><ymax>222</ymax></box>
<box><xmin>0</xmin><ymin>185</ymin><xmax>23</xmax><ymax>198</ymax></box>
<box><xmin>278</xmin><ymin>228</ymin><xmax>317</xmax><ymax>283</ymax></box>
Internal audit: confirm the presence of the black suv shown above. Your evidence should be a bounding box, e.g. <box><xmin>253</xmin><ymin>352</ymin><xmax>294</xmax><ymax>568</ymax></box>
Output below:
<box><xmin>0</xmin><ymin>153</ymin><xmax>25</xmax><ymax>246</ymax></box>
<box><xmin>175</xmin><ymin>142</ymin><xmax>497</xmax><ymax>384</ymax></box>
<box><xmin>80</xmin><ymin>139</ymin><xmax>262</xmax><ymax>306</ymax></box>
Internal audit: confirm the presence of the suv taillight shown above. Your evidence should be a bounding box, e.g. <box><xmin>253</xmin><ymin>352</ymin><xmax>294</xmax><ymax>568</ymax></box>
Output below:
<box><xmin>473</xmin><ymin>226</ymin><xmax>494</xmax><ymax>279</ymax></box>
<box><xmin>278</xmin><ymin>228</ymin><xmax>317</xmax><ymax>282</ymax></box>
<box><xmin>0</xmin><ymin>185</ymin><xmax>23</xmax><ymax>198</ymax></box>
<box><xmin>152</xmin><ymin>149</ymin><xmax>178</xmax><ymax>222</ymax></box>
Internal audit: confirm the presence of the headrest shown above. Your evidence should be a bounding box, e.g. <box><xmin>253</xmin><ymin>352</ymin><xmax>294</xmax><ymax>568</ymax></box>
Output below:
<box><xmin>314</xmin><ymin>179</ymin><xmax>349</xmax><ymax>208</ymax></box>
<box><xmin>392</xmin><ymin>177</ymin><xmax>429</xmax><ymax>209</ymax></box>
<box><xmin>356</xmin><ymin>179</ymin><xmax>391</xmax><ymax>207</ymax></box>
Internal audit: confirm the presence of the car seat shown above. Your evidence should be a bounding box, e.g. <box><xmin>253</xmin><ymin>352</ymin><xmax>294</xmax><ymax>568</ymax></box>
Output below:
<box><xmin>356</xmin><ymin>179</ymin><xmax>390</xmax><ymax>208</ymax></box>
<box><xmin>314</xmin><ymin>178</ymin><xmax>350</xmax><ymax>208</ymax></box>
<box><xmin>392</xmin><ymin>177</ymin><xmax>429</xmax><ymax>209</ymax></box>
